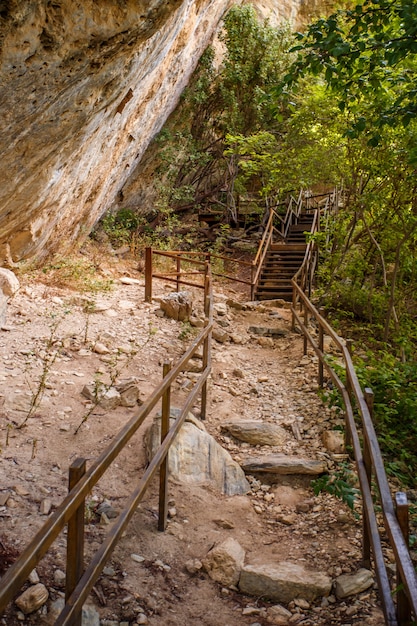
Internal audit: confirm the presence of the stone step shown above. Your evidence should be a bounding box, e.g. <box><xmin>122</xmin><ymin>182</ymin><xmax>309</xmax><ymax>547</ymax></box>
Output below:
<box><xmin>241</xmin><ymin>454</ymin><xmax>326</xmax><ymax>476</ymax></box>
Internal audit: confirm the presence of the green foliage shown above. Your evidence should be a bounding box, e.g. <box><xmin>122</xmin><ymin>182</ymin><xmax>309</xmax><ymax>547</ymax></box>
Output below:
<box><xmin>101</xmin><ymin>208</ymin><xmax>140</xmax><ymax>246</ymax></box>
<box><xmin>147</xmin><ymin>5</ymin><xmax>295</xmax><ymax>228</ymax></box>
<box><xmin>40</xmin><ymin>255</ymin><xmax>113</xmax><ymax>293</ymax></box>
<box><xmin>312</xmin><ymin>462</ymin><xmax>360</xmax><ymax>514</ymax></box>
<box><xmin>354</xmin><ymin>351</ymin><xmax>417</xmax><ymax>486</ymax></box>
<box><xmin>280</xmin><ymin>0</ymin><xmax>417</xmax><ymax>141</ymax></box>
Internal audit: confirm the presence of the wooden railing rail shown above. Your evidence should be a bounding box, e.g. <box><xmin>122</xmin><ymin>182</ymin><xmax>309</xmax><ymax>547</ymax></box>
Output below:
<box><xmin>0</xmin><ymin>265</ymin><xmax>214</xmax><ymax>625</ymax></box>
<box><xmin>291</xmin><ymin>283</ymin><xmax>417</xmax><ymax>626</ymax></box>
<box><xmin>145</xmin><ymin>248</ymin><xmax>254</xmax><ymax>302</ymax></box>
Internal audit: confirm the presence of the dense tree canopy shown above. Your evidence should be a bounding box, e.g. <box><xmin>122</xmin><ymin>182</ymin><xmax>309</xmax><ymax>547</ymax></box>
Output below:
<box><xmin>279</xmin><ymin>0</ymin><xmax>417</xmax><ymax>152</ymax></box>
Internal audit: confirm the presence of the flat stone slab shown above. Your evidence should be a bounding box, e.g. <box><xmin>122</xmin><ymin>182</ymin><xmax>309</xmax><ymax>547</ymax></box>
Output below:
<box><xmin>248</xmin><ymin>326</ymin><xmax>288</xmax><ymax>337</ymax></box>
<box><xmin>239</xmin><ymin>561</ymin><xmax>331</xmax><ymax>602</ymax></box>
<box><xmin>335</xmin><ymin>568</ymin><xmax>374</xmax><ymax>598</ymax></box>
<box><xmin>241</xmin><ymin>454</ymin><xmax>326</xmax><ymax>475</ymax></box>
<box><xmin>221</xmin><ymin>421</ymin><xmax>287</xmax><ymax>446</ymax></box>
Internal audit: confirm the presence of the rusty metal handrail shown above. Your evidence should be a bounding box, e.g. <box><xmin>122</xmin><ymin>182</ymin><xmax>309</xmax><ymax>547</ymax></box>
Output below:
<box><xmin>291</xmin><ymin>282</ymin><xmax>417</xmax><ymax>626</ymax></box>
<box><xmin>0</xmin><ymin>265</ymin><xmax>214</xmax><ymax>624</ymax></box>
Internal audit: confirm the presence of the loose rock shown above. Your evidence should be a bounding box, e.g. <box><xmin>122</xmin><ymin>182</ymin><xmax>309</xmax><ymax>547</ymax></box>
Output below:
<box><xmin>335</xmin><ymin>568</ymin><xmax>374</xmax><ymax>598</ymax></box>
<box><xmin>203</xmin><ymin>538</ymin><xmax>245</xmax><ymax>587</ymax></box>
<box><xmin>239</xmin><ymin>561</ymin><xmax>331</xmax><ymax>603</ymax></box>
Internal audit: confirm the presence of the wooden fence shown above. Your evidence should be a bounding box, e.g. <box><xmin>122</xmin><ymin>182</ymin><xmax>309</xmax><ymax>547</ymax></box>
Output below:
<box><xmin>0</xmin><ymin>264</ymin><xmax>213</xmax><ymax>625</ymax></box>
<box><xmin>291</xmin><ymin>281</ymin><xmax>417</xmax><ymax>626</ymax></box>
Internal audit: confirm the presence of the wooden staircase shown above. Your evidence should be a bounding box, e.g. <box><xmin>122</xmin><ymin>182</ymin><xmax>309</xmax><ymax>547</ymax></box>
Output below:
<box><xmin>255</xmin><ymin>213</ymin><xmax>315</xmax><ymax>301</ymax></box>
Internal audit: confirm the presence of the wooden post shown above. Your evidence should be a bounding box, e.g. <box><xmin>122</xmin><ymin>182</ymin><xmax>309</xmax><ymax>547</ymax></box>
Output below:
<box><xmin>362</xmin><ymin>389</ymin><xmax>374</xmax><ymax>569</ymax></box>
<box><xmin>291</xmin><ymin>285</ymin><xmax>296</xmax><ymax>332</ymax></box>
<box><xmin>144</xmin><ymin>247</ymin><xmax>153</xmax><ymax>303</ymax></box>
<box><xmin>66</xmin><ymin>458</ymin><xmax>86</xmax><ymax>626</ymax></box>
<box><xmin>176</xmin><ymin>256</ymin><xmax>181</xmax><ymax>292</ymax></box>
<box><xmin>158</xmin><ymin>361</ymin><xmax>171</xmax><ymax>532</ymax></box>
<box><xmin>395</xmin><ymin>492</ymin><xmax>411</xmax><ymax>625</ymax></box>
<box><xmin>303</xmin><ymin>302</ymin><xmax>308</xmax><ymax>356</ymax></box>
<box><xmin>201</xmin><ymin>266</ymin><xmax>211</xmax><ymax>420</ymax></box>
<box><xmin>318</xmin><ymin>308</ymin><xmax>324</xmax><ymax>388</ymax></box>
<box><xmin>250</xmin><ymin>262</ymin><xmax>255</xmax><ymax>301</ymax></box>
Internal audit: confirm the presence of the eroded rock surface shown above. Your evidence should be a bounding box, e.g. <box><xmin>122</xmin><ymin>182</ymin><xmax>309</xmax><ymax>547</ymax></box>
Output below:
<box><xmin>0</xmin><ymin>1</ymin><xmax>232</xmax><ymax>263</ymax></box>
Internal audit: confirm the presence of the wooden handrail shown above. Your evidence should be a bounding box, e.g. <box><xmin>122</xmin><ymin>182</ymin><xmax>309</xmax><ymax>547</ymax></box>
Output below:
<box><xmin>0</xmin><ymin>264</ymin><xmax>214</xmax><ymax>624</ymax></box>
<box><xmin>291</xmin><ymin>280</ymin><xmax>417</xmax><ymax>625</ymax></box>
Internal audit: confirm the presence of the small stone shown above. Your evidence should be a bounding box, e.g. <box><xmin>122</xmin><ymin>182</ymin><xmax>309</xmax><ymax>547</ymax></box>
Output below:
<box><xmin>257</xmin><ymin>337</ymin><xmax>274</xmax><ymax>347</ymax></box>
<box><xmin>214</xmin><ymin>518</ymin><xmax>235</xmax><ymax>529</ymax></box>
<box><xmin>103</xmin><ymin>566</ymin><xmax>116</xmax><ymax>576</ymax></box>
<box><xmin>54</xmin><ymin>569</ymin><xmax>66</xmax><ymax>588</ymax></box>
<box><xmin>202</xmin><ymin>538</ymin><xmax>245</xmax><ymax>587</ymax></box>
<box><xmin>168</xmin><ymin>507</ymin><xmax>177</xmax><ymax>518</ymax></box>
<box><xmin>276</xmin><ymin>513</ymin><xmax>297</xmax><ymax>525</ymax></box>
<box><xmin>154</xmin><ymin>559</ymin><xmax>171</xmax><ymax>572</ymax></box>
<box><xmin>0</xmin><ymin>492</ymin><xmax>10</xmax><ymax>506</ymax></box>
<box><xmin>119</xmin><ymin>276</ymin><xmax>142</xmax><ymax>285</ymax></box>
<box><xmin>130</xmin><ymin>554</ymin><xmax>145</xmax><ymax>564</ymax></box>
<box><xmin>96</xmin><ymin>502</ymin><xmax>118</xmax><ymax>519</ymax></box>
<box><xmin>268</xmin><ymin>604</ymin><xmax>293</xmax><ymax>623</ymax></box>
<box><xmin>294</xmin><ymin>598</ymin><xmax>310</xmax><ymax>609</ymax></box>
<box><xmin>100</xmin><ymin>512</ymin><xmax>111</xmax><ymax>525</ymax></box>
<box><xmin>242</xmin><ymin>606</ymin><xmax>261</xmax><ymax>615</ymax></box>
<box><xmin>335</xmin><ymin>569</ymin><xmax>374</xmax><ymax>598</ymax></box>
<box><xmin>213</xmin><ymin>328</ymin><xmax>229</xmax><ymax>343</ymax></box>
<box><xmin>40</xmin><ymin>499</ymin><xmax>52</xmax><ymax>515</ymax></box>
<box><xmin>185</xmin><ymin>559</ymin><xmax>203</xmax><ymax>575</ymax></box>
<box><xmin>15</xmin><ymin>584</ymin><xmax>48</xmax><ymax>614</ymax></box>
<box><xmin>136</xmin><ymin>614</ymin><xmax>149</xmax><ymax>625</ymax></box>
<box><xmin>28</xmin><ymin>569</ymin><xmax>40</xmax><ymax>584</ymax></box>
<box><xmin>322</xmin><ymin>430</ymin><xmax>345</xmax><ymax>454</ymax></box>
<box><xmin>93</xmin><ymin>342</ymin><xmax>110</xmax><ymax>355</ymax></box>
<box><xmin>13</xmin><ymin>484</ymin><xmax>29</xmax><ymax>496</ymax></box>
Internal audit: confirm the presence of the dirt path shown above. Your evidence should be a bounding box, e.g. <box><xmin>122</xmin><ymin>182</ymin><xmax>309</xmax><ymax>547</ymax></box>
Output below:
<box><xmin>0</xmin><ymin>250</ymin><xmax>384</xmax><ymax>625</ymax></box>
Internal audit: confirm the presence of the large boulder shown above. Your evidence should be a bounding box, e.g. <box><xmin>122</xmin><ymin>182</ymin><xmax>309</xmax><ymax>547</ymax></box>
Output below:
<box><xmin>146</xmin><ymin>411</ymin><xmax>250</xmax><ymax>496</ymax></box>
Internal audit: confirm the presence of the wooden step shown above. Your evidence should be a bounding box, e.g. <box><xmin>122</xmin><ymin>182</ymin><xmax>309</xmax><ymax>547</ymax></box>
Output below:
<box><xmin>270</xmin><ymin>243</ymin><xmax>307</xmax><ymax>252</ymax></box>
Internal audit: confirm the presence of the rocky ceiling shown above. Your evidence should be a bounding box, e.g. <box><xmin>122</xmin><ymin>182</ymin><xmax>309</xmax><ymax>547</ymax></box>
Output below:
<box><xmin>0</xmin><ymin>0</ymin><xmax>309</xmax><ymax>264</ymax></box>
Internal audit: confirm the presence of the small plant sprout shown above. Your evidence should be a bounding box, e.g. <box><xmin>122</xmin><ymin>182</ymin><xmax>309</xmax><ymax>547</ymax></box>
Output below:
<box><xmin>312</xmin><ymin>462</ymin><xmax>360</xmax><ymax>517</ymax></box>
<box><xmin>83</xmin><ymin>299</ymin><xmax>97</xmax><ymax>344</ymax></box>
<box><xmin>18</xmin><ymin>310</ymin><xmax>69</xmax><ymax>429</ymax></box>
<box><xmin>74</xmin><ymin>324</ymin><xmax>156</xmax><ymax>434</ymax></box>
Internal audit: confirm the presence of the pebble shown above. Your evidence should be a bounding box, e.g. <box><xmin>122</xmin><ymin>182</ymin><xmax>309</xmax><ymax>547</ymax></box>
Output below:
<box><xmin>130</xmin><ymin>554</ymin><xmax>145</xmax><ymax>563</ymax></box>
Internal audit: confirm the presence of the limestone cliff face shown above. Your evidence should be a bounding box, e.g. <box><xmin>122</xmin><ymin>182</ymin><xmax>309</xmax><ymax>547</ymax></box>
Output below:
<box><xmin>0</xmin><ymin>0</ymin><xmax>310</xmax><ymax>263</ymax></box>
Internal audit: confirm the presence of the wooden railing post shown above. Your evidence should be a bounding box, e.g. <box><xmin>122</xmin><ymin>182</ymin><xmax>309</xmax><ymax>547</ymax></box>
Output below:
<box><xmin>303</xmin><ymin>301</ymin><xmax>308</xmax><ymax>356</ymax></box>
<box><xmin>158</xmin><ymin>361</ymin><xmax>171</xmax><ymax>532</ymax></box>
<box><xmin>250</xmin><ymin>262</ymin><xmax>255</xmax><ymax>301</ymax></box>
<box><xmin>145</xmin><ymin>247</ymin><xmax>153</xmax><ymax>303</ymax></box>
<box><xmin>318</xmin><ymin>308</ymin><xmax>324</xmax><ymax>388</ymax></box>
<box><xmin>66</xmin><ymin>458</ymin><xmax>86</xmax><ymax>626</ymax></box>
<box><xmin>176</xmin><ymin>256</ymin><xmax>181</xmax><ymax>292</ymax></box>
<box><xmin>201</xmin><ymin>265</ymin><xmax>211</xmax><ymax>420</ymax></box>
<box><xmin>396</xmin><ymin>492</ymin><xmax>411</xmax><ymax>625</ymax></box>
<box><xmin>362</xmin><ymin>388</ymin><xmax>374</xmax><ymax>569</ymax></box>
<box><xmin>344</xmin><ymin>342</ymin><xmax>354</xmax><ymax>452</ymax></box>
